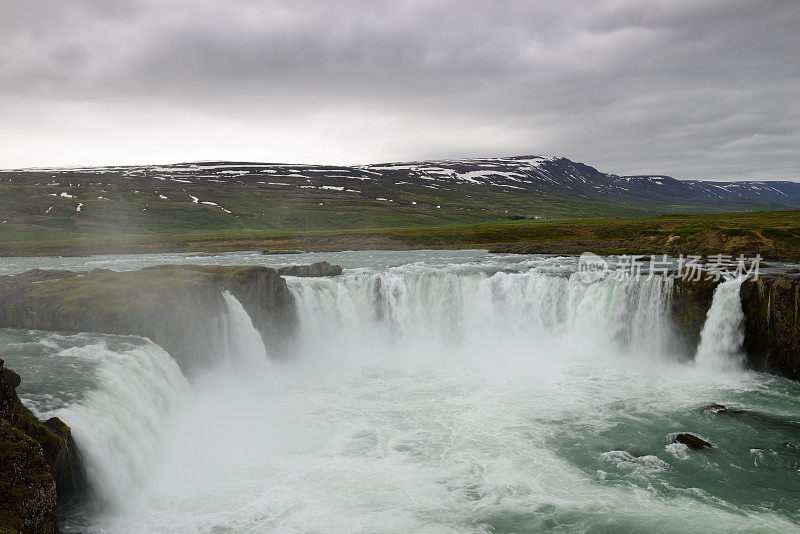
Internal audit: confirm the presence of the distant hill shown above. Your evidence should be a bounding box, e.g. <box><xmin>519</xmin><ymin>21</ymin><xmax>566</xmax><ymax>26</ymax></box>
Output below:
<box><xmin>1</xmin><ymin>155</ymin><xmax>798</xmax><ymax>242</ymax></box>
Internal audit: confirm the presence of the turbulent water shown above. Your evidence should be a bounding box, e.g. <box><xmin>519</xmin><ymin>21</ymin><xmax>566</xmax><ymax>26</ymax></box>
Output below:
<box><xmin>2</xmin><ymin>250</ymin><xmax>800</xmax><ymax>533</ymax></box>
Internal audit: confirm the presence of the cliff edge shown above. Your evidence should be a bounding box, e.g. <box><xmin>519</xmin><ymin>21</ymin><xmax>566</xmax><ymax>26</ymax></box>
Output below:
<box><xmin>0</xmin><ymin>265</ymin><xmax>296</xmax><ymax>372</ymax></box>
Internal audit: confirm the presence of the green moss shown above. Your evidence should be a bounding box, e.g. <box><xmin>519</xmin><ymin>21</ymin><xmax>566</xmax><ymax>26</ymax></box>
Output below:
<box><xmin>0</xmin><ymin>418</ymin><xmax>57</xmax><ymax>534</ymax></box>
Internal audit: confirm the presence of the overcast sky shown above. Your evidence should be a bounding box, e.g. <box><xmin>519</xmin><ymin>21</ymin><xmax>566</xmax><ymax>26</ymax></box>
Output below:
<box><xmin>0</xmin><ymin>0</ymin><xmax>797</xmax><ymax>180</ymax></box>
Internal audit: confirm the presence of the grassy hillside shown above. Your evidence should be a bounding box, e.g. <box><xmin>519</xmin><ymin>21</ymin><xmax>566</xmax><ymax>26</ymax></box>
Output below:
<box><xmin>2</xmin><ymin>157</ymin><xmax>795</xmax><ymax>249</ymax></box>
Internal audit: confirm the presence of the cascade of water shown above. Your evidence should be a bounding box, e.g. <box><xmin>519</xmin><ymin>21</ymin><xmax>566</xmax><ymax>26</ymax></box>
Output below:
<box><xmin>694</xmin><ymin>280</ymin><xmax>746</xmax><ymax>371</ymax></box>
<box><xmin>53</xmin><ymin>340</ymin><xmax>190</xmax><ymax>509</ymax></box>
<box><xmin>288</xmin><ymin>269</ymin><xmax>675</xmax><ymax>360</ymax></box>
<box><xmin>29</xmin><ymin>255</ymin><xmax>787</xmax><ymax>533</ymax></box>
<box><xmin>219</xmin><ymin>291</ymin><xmax>270</xmax><ymax>368</ymax></box>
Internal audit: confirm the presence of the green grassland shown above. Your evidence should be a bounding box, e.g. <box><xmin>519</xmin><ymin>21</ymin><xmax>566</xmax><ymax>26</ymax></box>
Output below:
<box><xmin>2</xmin><ymin>197</ymin><xmax>799</xmax><ymax>260</ymax></box>
<box><xmin>1</xmin><ymin>169</ymin><xmax>798</xmax><ymax>258</ymax></box>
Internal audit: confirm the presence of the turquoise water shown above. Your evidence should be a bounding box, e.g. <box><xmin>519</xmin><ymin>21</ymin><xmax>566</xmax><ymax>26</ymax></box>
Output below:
<box><xmin>1</xmin><ymin>250</ymin><xmax>799</xmax><ymax>533</ymax></box>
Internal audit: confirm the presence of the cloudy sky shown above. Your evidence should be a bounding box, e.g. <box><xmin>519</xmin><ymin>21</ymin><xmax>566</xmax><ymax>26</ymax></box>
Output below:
<box><xmin>0</xmin><ymin>0</ymin><xmax>797</xmax><ymax>180</ymax></box>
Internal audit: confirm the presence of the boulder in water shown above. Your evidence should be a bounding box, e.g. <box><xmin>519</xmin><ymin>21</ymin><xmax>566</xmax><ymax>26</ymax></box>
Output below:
<box><xmin>701</xmin><ymin>403</ymin><xmax>743</xmax><ymax>415</ymax></box>
<box><xmin>278</xmin><ymin>261</ymin><xmax>343</xmax><ymax>277</ymax></box>
<box><xmin>702</xmin><ymin>403</ymin><xmax>729</xmax><ymax>413</ymax></box>
<box><xmin>675</xmin><ymin>433</ymin><xmax>714</xmax><ymax>450</ymax></box>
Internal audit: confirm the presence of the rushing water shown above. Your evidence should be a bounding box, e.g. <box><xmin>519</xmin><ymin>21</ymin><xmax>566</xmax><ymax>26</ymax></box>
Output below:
<box><xmin>2</xmin><ymin>250</ymin><xmax>800</xmax><ymax>533</ymax></box>
<box><xmin>695</xmin><ymin>280</ymin><xmax>746</xmax><ymax>373</ymax></box>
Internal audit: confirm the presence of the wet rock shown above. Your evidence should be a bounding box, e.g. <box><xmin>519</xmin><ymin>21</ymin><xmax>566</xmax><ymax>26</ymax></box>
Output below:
<box><xmin>700</xmin><ymin>403</ymin><xmax>745</xmax><ymax>415</ymax></box>
<box><xmin>669</xmin><ymin>276</ymin><xmax>721</xmax><ymax>356</ymax></box>
<box><xmin>700</xmin><ymin>403</ymin><xmax>744</xmax><ymax>415</ymax></box>
<box><xmin>786</xmin><ymin>268</ymin><xmax>800</xmax><ymax>274</ymax></box>
<box><xmin>262</xmin><ymin>249</ymin><xmax>303</xmax><ymax>255</ymax></box>
<box><xmin>740</xmin><ymin>274</ymin><xmax>800</xmax><ymax>380</ymax></box>
<box><xmin>702</xmin><ymin>403</ymin><xmax>729</xmax><ymax>413</ymax></box>
<box><xmin>42</xmin><ymin>417</ymin><xmax>85</xmax><ymax>497</ymax></box>
<box><xmin>277</xmin><ymin>261</ymin><xmax>343</xmax><ymax>277</ymax></box>
<box><xmin>0</xmin><ymin>419</ymin><xmax>58</xmax><ymax>534</ymax></box>
<box><xmin>1</xmin><ymin>362</ymin><xmax>21</xmax><ymax>389</ymax></box>
<box><xmin>675</xmin><ymin>433</ymin><xmax>714</xmax><ymax>450</ymax></box>
<box><xmin>1</xmin><ymin>360</ymin><xmax>71</xmax><ymax>533</ymax></box>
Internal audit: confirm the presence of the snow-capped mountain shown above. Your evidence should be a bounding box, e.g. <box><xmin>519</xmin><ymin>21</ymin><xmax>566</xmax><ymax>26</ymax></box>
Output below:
<box><xmin>3</xmin><ymin>155</ymin><xmax>799</xmax><ymax>219</ymax></box>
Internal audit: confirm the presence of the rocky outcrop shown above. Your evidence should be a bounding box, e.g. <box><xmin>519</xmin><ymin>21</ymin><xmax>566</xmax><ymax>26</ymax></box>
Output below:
<box><xmin>666</xmin><ymin>273</ymin><xmax>800</xmax><ymax>381</ymax></box>
<box><xmin>0</xmin><ymin>265</ymin><xmax>296</xmax><ymax>372</ymax></box>
<box><xmin>674</xmin><ymin>433</ymin><xmax>713</xmax><ymax>450</ymax></box>
<box><xmin>1</xmin><ymin>359</ymin><xmax>83</xmax><ymax>534</ymax></box>
<box><xmin>669</xmin><ymin>275</ymin><xmax>720</xmax><ymax>357</ymax></box>
<box><xmin>277</xmin><ymin>261</ymin><xmax>343</xmax><ymax>277</ymax></box>
<box><xmin>740</xmin><ymin>274</ymin><xmax>800</xmax><ymax>380</ymax></box>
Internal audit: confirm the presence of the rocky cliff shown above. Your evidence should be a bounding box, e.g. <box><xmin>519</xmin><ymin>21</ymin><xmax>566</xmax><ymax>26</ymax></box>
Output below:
<box><xmin>0</xmin><ymin>265</ymin><xmax>296</xmax><ymax>372</ymax></box>
<box><xmin>1</xmin><ymin>360</ymin><xmax>82</xmax><ymax>534</ymax></box>
<box><xmin>670</xmin><ymin>276</ymin><xmax>721</xmax><ymax>357</ymax></box>
<box><xmin>740</xmin><ymin>274</ymin><xmax>800</xmax><ymax>380</ymax></box>
<box><xmin>668</xmin><ymin>274</ymin><xmax>800</xmax><ymax>380</ymax></box>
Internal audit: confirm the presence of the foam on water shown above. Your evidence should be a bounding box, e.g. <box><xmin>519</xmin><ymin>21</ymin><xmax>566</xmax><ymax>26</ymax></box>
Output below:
<box><xmin>52</xmin><ymin>340</ymin><xmax>190</xmax><ymax>510</ymax></box>
<box><xmin>2</xmin><ymin>253</ymin><xmax>799</xmax><ymax>533</ymax></box>
<box><xmin>695</xmin><ymin>280</ymin><xmax>746</xmax><ymax>372</ymax></box>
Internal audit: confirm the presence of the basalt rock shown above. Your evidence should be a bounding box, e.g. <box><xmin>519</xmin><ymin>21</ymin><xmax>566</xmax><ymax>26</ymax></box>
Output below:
<box><xmin>702</xmin><ymin>403</ymin><xmax>729</xmax><ymax>414</ymax></box>
<box><xmin>669</xmin><ymin>275</ymin><xmax>721</xmax><ymax>357</ymax></box>
<box><xmin>675</xmin><ymin>433</ymin><xmax>714</xmax><ymax>450</ymax></box>
<box><xmin>277</xmin><ymin>261</ymin><xmax>343</xmax><ymax>277</ymax></box>
<box><xmin>700</xmin><ymin>403</ymin><xmax>744</xmax><ymax>415</ymax></box>
<box><xmin>740</xmin><ymin>274</ymin><xmax>800</xmax><ymax>380</ymax></box>
<box><xmin>1</xmin><ymin>360</ymin><xmax>83</xmax><ymax>533</ymax></box>
<box><xmin>1</xmin><ymin>366</ymin><xmax>21</xmax><ymax>389</ymax></box>
<box><xmin>0</xmin><ymin>265</ymin><xmax>297</xmax><ymax>372</ymax></box>
<box><xmin>667</xmin><ymin>273</ymin><xmax>800</xmax><ymax>381</ymax></box>
<box><xmin>0</xmin><ymin>419</ymin><xmax>57</xmax><ymax>534</ymax></box>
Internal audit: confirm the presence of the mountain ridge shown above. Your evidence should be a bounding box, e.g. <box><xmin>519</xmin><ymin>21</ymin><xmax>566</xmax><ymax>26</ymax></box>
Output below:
<box><xmin>5</xmin><ymin>154</ymin><xmax>796</xmax><ymax>208</ymax></box>
<box><xmin>1</xmin><ymin>155</ymin><xmax>799</xmax><ymax>246</ymax></box>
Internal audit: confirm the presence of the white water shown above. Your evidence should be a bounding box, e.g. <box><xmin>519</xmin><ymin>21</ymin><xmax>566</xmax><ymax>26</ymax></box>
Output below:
<box><xmin>219</xmin><ymin>290</ymin><xmax>271</xmax><ymax>370</ymax></box>
<box><xmin>291</xmin><ymin>269</ymin><xmax>674</xmax><ymax>362</ymax></box>
<box><xmin>695</xmin><ymin>280</ymin><xmax>746</xmax><ymax>372</ymax></box>
<box><xmin>49</xmin><ymin>292</ymin><xmax>270</xmax><ymax>518</ymax></box>
<box><xmin>52</xmin><ymin>341</ymin><xmax>189</xmax><ymax>509</ymax></box>
<box><xmin>10</xmin><ymin>255</ymin><xmax>795</xmax><ymax>533</ymax></box>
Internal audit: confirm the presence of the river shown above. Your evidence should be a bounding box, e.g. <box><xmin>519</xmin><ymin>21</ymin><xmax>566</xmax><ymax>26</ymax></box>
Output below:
<box><xmin>2</xmin><ymin>250</ymin><xmax>799</xmax><ymax>533</ymax></box>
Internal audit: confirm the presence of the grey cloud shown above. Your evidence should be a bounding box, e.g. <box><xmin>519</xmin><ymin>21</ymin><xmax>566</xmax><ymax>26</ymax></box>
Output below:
<box><xmin>0</xmin><ymin>0</ymin><xmax>797</xmax><ymax>179</ymax></box>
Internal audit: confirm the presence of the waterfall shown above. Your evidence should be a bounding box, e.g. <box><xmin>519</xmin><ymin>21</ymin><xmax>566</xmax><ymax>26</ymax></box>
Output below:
<box><xmin>19</xmin><ymin>252</ymin><xmax>794</xmax><ymax>533</ymax></box>
<box><xmin>219</xmin><ymin>291</ymin><xmax>270</xmax><ymax>368</ymax></box>
<box><xmin>694</xmin><ymin>280</ymin><xmax>745</xmax><ymax>371</ymax></box>
<box><xmin>288</xmin><ymin>269</ymin><xmax>675</xmax><ymax>361</ymax></box>
<box><xmin>47</xmin><ymin>291</ymin><xmax>269</xmax><ymax>516</ymax></box>
<box><xmin>52</xmin><ymin>340</ymin><xmax>190</xmax><ymax>509</ymax></box>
